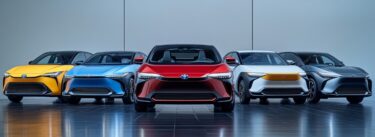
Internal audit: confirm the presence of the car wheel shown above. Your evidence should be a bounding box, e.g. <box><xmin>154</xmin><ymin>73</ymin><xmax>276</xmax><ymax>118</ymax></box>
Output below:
<box><xmin>346</xmin><ymin>96</ymin><xmax>364</xmax><ymax>104</ymax></box>
<box><xmin>135</xmin><ymin>102</ymin><xmax>148</xmax><ymax>112</ymax></box>
<box><xmin>122</xmin><ymin>78</ymin><xmax>135</xmax><ymax>104</ymax></box>
<box><xmin>58</xmin><ymin>96</ymin><xmax>69</xmax><ymax>103</ymax></box>
<box><xmin>7</xmin><ymin>95</ymin><xmax>23</xmax><ymax>103</ymax></box>
<box><xmin>68</xmin><ymin>97</ymin><xmax>81</xmax><ymax>104</ymax></box>
<box><xmin>214</xmin><ymin>98</ymin><xmax>235</xmax><ymax>112</ymax></box>
<box><xmin>307</xmin><ymin>78</ymin><xmax>321</xmax><ymax>104</ymax></box>
<box><xmin>293</xmin><ymin>97</ymin><xmax>306</xmax><ymax>104</ymax></box>
<box><xmin>238</xmin><ymin>80</ymin><xmax>250</xmax><ymax>104</ymax></box>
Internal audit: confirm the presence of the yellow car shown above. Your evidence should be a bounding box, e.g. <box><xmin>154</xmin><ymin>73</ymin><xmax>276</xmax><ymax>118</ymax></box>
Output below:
<box><xmin>3</xmin><ymin>51</ymin><xmax>92</xmax><ymax>102</ymax></box>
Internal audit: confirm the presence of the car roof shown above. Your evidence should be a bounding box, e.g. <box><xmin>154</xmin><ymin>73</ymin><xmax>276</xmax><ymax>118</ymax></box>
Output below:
<box><xmin>281</xmin><ymin>51</ymin><xmax>329</xmax><ymax>55</ymax></box>
<box><xmin>154</xmin><ymin>44</ymin><xmax>215</xmax><ymax>49</ymax></box>
<box><xmin>93</xmin><ymin>51</ymin><xmax>141</xmax><ymax>54</ymax></box>
<box><xmin>45</xmin><ymin>51</ymin><xmax>86</xmax><ymax>54</ymax></box>
<box><xmin>236</xmin><ymin>50</ymin><xmax>276</xmax><ymax>53</ymax></box>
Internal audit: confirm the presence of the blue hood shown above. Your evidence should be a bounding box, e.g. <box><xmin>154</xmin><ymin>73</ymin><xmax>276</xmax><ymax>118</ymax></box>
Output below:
<box><xmin>66</xmin><ymin>64</ymin><xmax>139</xmax><ymax>77</ymax></box>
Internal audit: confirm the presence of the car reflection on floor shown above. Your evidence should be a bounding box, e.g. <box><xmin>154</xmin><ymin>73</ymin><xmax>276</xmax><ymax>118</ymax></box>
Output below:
<box><xmin>1</xmin><ymin>98</ymin><xmax>374</xmax><ymax>137</ymax></box>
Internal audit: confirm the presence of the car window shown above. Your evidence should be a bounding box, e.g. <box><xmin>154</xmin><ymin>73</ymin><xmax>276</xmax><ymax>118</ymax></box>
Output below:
<box><xmin>321</xmin><ymin>56</ymin><xmax>336</xmax><ymax>66</ymax></box>
<box><xmin>85</xmin><ymin>53</ymin><xmax>134</xmax><ymax>65</ymax></box>
<box><xmin>32</xmin><ymin>52</ymin><xmax>76</xmax><ymax>65</ymax></box>
<box><xmin>298</xmin><ymin>53</ymin><xmax>341</xmax><ymax>66</ymax></box>
<box><xmin>71</xmin><ymin>53</ymin><xmax>86</xmax><ymax>64</ymax></box>
<box><xmin>37</xmin><ymin>55</ymin><xmax>52</xmax><ymax>64</ymax></box>
<box><xmin>279</xmin><ymin>53</ymin><xmax>304</xmax><ymax>66</ymax></box>
<box><xmin>148</xmin><ymin>47</ymin><xmax>221</xmax><ymax>64</ymax></box>
<box><xmin>240</xmin><ymin>53</ymin><xmax>287</xmax><ymax>65</ymax></box>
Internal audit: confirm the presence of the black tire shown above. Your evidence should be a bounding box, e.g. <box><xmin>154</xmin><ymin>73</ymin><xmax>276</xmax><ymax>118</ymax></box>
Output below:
<box><xmin>122</xmin><ymin>78</ymin><xmax>135</xmax><ymax>104</ymax></box>
<box><xmin>7</xmin><ymin>95</ymin><xmax>23</xmax><ymax>103</ymax></box>
<box><xmin>135</xmin><ymin>102</ymin><xmax>148</xmax><ymax>112</ymax></box>
<box><xmin>293</xmin><ymin>97</ymin><xmax>306</xmax><ymax>105</ymax></box>
<box><xmin>214</xmin><ymin>98</ymin><xmax>235</xmax><ymax>112</ymax></box>
<box><xmin>58</xmin><ymin>96</ymin><xmax>69</xmax><ymax>103</ymax></box>
<box><xmin>238</xmin><ymin>80</ymin><xmax>250</xmax><ymax>104</ymax></box>
<box><xmin>307</xmin><ymin>78</ymin><xmax>321</xmax><ymax>104</ymax></box>
<box><xmin>105</xmin><ymin>98</ymin><xmax>115</xmax><ymax>104</ymax></box>
<box><xmin>346</xmin><ymin>96</ymin><xmax>364</xmax><ymax>104</ymax></box>
<box><xmin>68</xmin><ymin>97</ymin><xmax>81</xmax><ymax>104</ymax></box>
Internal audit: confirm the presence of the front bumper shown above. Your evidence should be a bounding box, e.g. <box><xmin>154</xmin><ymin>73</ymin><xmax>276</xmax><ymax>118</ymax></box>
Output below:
<box><xmin>63</xmin><ymin>77</ymin><xmax>128</xmax><ymax>98</ymax></box>
<box><xmin>135</xmin><ymin>78</ymin><xmax>233</xmax><ymax>104</ymax></box>
<box><xmin>247</xmin><ymin>76</ymin><xmax>309</xmax><ymax>98</ymax></box>
<box><xmin>3</xmin><ymin>77</ymin><xmax>61</xmax><ymax>96</ymax></box>
<box><xmin>320</xmin><ymin>77</ymin><xmax>372</xmax><ymax>97</ymax></box>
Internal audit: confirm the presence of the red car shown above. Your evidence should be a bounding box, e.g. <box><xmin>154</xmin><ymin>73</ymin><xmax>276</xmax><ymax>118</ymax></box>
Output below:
<box><xmin>134</xmin><ymin>44</ymin><xmax>234</xmax><ymax>112</ymax></box>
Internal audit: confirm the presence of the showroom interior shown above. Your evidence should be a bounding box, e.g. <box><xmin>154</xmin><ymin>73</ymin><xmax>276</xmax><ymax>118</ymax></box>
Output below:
<box><xmin>0</xmin><ymin>0</ymin><xmax>374</xmax><ymax>137</ymax></box>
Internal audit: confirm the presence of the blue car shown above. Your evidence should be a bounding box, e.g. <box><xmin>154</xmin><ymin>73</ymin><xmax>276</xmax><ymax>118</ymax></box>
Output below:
<box><xmin>62</xmin><ymin>51</ymin><xmax>146</xmax><ymax>104</ymax></box>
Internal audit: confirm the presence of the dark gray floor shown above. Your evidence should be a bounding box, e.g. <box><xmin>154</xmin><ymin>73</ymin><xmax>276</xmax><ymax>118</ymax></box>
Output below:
<box><xmin>0</xmin><ymin>96</ymin><xmax>374</xmax><ymax>137</ymax></box>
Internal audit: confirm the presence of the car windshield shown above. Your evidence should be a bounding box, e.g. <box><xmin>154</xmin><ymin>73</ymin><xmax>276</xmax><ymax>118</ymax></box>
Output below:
<box><xmin>240</xmin><ymin>53</ymin><xmax>287</xmax><ymax>65</ymax></box>
<box><xmin>31</xmin><ymin>52</ymin><xmax>76</xmax><ymax>65</ymax></box>
<box><xmin>84</xmin><ymin>53</ymin><xmax>134</xmax><ymax>65</ymax></box>
<box><xmin>297</xmin><ymin>53</ymin><xmax>342</xmax><ymax>66</ymax></box>
<box><xmin>148</xmin><ymin>47</ymin><xmax>221</xmax><ymax>64</ymax></box>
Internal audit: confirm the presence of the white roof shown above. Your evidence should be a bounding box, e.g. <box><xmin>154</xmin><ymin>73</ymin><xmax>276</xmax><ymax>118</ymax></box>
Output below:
<box><xmin>237</xmin><ymin>50</ymin><xmax>276</xmax><ymax>53</ymax></box>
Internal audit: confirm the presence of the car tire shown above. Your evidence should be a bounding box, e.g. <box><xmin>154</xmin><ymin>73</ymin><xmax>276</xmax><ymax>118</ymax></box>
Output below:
<box><xmin>346</xmin><ymin>96</ymin><xmax>364</xmax><ymax>104</ymax></box>
<box><xmin>122</xmin><ymin>78</ymin><xmax>135</xmax><ymax>104</ymax></box>
<box><xmin>7</xmin><ymin>95</ymin><xmax>23</xmax><ymax>103</ymax></box>
<box><xmin>238</xmin><ymin>80</ymin><xmax>250</xmax><ymax>104</ymax></box>
<box><xmin>293</xmin><ymin>97</ymin><xmax>306</xmax><ymax>104</ymax></box>
<box><xmin>214</xmin><ymin>98</ymin><xmax>235</xmax><ymax>112</ymax></box>
<box><xmin>58</xmin><ymin>96</ymin><xmax>69</xmax><ymax>103</ymax></box>
<box><xmin>135</xmin><ymin>102</ymin><xmax>149</xmax><ymax>112</ymax></box>
<box><xmin>307</xmin><ymin>78</ymin><xmax>321</xmax><ymax>104</ymax></box>
<box><xmin>68</xmin><ymin>97</ymin><xmax>81</xmax><ymax>104</ymax></box>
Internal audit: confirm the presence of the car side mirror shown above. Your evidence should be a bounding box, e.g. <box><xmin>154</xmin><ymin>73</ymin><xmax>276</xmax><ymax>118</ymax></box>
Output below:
<box><xmin>225</xmin><ymin>56</ymin><xmax>238</xmax><ymax>65</ymax></box>
<box><xmin>74</xmin><ymin>61</ymin><xmax>84</xmax><ymax>65</ymax></box>
<box><xmin>28</xmin><ymin>60</ymin><xmax>34</xmax><ymax>65</ymax></box>
<box><xmin>134</xmin><ymin>56</ymin><xmax>144</xmax><ymax>64</ymax></box>
<box><xmin>286</xmin><ymin>60</ymin><xmax>296</xmax><ymax>65</ymax></box>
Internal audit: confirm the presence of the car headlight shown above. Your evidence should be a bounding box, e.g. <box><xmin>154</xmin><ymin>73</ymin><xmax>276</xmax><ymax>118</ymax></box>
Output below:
<box><xmin>206</xmin><ymin>72</ymin><xmax>232</xmax><ymax>79</ymax></box>
<box><xmin>42</xmin><ymin>72</ymin><xmax>62</xmax><ymax>77</ymax></box>
<box><xmin>64</xmin><ymin>75</ymin><xmax>74</xmax><ymax>79</ymax></box>
<box><xmin>138</xmin><ymin>73</ymin><xmax>162</xmax><ymax>80</ymax></box>
<box><xmin>318</xmin><ymin>71</ymin><xmax>341</xmax><ymax>78</ymax></box>
<box><xmin>247</xmin><ymin>72</ymin><xmax>266</xmax><ymax>77</ymax></box>
<box><xmin>105</xmin><ymin>73</ymin><xmax>129</xmax><ymax>78</ymax></box>
<box><xmin>4</xmin><ymin>73</ymin><xmax>10</xmax><ymax>78</ymax></box>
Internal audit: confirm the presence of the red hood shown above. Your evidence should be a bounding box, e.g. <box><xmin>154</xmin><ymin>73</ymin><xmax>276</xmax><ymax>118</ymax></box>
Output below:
<box><xmin>139</xmin><ymin>64</ymin><xmax>230</xmax><ymax>78</ymax></box>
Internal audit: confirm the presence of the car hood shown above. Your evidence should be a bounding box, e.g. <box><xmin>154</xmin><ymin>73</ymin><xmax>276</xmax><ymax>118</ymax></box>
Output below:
<box><xmin>242</xmin><ymin>65</ymin><xmax>305</xmax><ymax>74</ymax></box>
<box><xmin>314</xmin><ymin>65</ymin><xmax>368</xmax><ymax>77</ymax></box>
<box><xmin>66</xmin><ymin>65</ymin><xmax>138</xmax><ymax>77</ymax></box>
<box><xmin>139</xmin><ymin>64</ymin><xmax>230</xmax><ymax>78</ymax></box>
<box><xmin>6</xmin><ymin>65</ymin><xmax>74</xmax><ymax>77</ymax></box>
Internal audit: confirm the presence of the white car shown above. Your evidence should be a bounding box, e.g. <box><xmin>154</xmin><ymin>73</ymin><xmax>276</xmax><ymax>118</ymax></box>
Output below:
<box><xmin>224</xmin><ymin>50</ymin><xmax>309</xmax><ymax>104</ymax></box>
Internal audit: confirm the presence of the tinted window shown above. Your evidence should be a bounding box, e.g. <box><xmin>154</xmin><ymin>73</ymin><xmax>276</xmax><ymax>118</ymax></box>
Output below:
<box><xmin>240</xmin><ymin>53</ymin><xmax>287</xmax><ymax>65</ymax></box>
<box><xmin>85</xmin><ymin>53</ymin><xmax>134</xmax><ymax>65</ymax></box>
<box><xmin>71</xmin><ymin>53</ymin><xmax>86</xmax><ymax>64</ymax></box>
<box><xmin>297</xmin><ymin>53</ymin><xmax>341</xmax><ymax>66</ymax></box>
<box><xmin>32</xmin><ymin>52</ymin><xmax>76</xmax><ymax>65</ymax></box>
<box><xmin>279</xmin><ymin>53</ymin><xmax>304</xmax><ymax>66</ymax></box>
<box><xmin>148</xmin><ymin>47</ymin><xmax>221</xmax><ymax>64</ymax></box>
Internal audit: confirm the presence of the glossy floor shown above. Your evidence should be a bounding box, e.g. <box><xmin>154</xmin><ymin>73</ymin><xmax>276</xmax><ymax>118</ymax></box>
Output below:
<box><xmin>0</xmin><ymin>97</ymin><xmax>374</xmax><ymax>137</ymax></box>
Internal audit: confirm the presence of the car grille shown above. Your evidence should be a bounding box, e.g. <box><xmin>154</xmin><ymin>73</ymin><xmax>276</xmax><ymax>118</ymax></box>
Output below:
<box><xmin>151</xmin><ymin>79</ymin><xmax>217</xmax><ymax>100</ymax></box>
<box><xmin>6</xmin><ymin>83</ymin><xmax>48</xmax><ymax>95</ymax></box>
<box><xmin>70</xmin><ymin>88</ymin><xmax>111</xmax><ymax>95</ymax></box>
<box><xmin>152</xmin><ymin>93</ymin><xmax>216</xmax><ymax>100</ymax></box>
<box><xmin>340</xmin><ymin>78</ymin><xmax>366</xmax><ymax>83</ymax></box>
<box><xmin>262</xmin><ymin>88</ymin><xmax>303</xmax><ymax>95</ymax></box>
<box><xmin>335</xmin><ymin>86</ymin><xmax>368</xmax><ymax>95</ymax></box>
